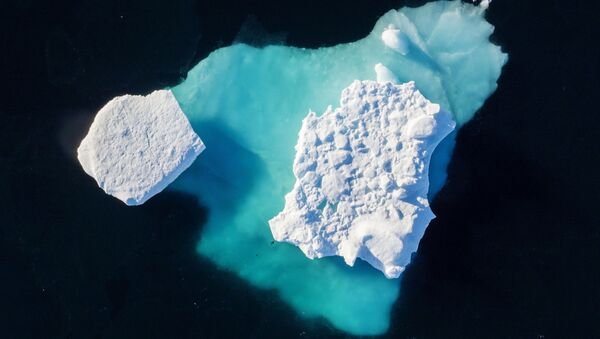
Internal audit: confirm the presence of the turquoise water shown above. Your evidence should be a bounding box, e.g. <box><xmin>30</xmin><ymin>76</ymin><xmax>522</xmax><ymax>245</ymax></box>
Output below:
<box><xmin>170</xmin><ymin>1</ymin><xmax>507</xmax><ymax>335</ymax></box>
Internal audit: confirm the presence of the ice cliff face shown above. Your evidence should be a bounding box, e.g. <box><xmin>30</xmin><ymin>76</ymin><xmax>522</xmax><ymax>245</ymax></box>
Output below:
<box><xmin>269</xmin><ymin>81</ymin><xmax>455</xmax><ymax>278</ymax></box>
<box><xmin>77</xmin><ymin>90</ymin><xmax>205</xmax><ymax>205</ymax></box>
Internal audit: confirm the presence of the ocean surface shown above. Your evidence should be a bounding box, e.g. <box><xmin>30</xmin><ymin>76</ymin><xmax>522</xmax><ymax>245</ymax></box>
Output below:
<box><xmin>1</xmin><ymin>0</ymin><xmax>598</xmax><ymax>338</ymax></box>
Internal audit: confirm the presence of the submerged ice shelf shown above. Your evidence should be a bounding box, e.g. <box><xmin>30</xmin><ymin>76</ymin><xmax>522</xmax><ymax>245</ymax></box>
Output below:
<box><xmin>270</xmin><ymin>80</ymin><xmax>455</xmax><ymax>278</ymax></box>
<box><xmin>164</xmin><ymin>0</ymin><xmax>506</xmax><ymax>335</ymax></box>
<box><xmin>78</xmin><ymin>90</ymin><xmax>205</xmax><ymax>205</ymax></box>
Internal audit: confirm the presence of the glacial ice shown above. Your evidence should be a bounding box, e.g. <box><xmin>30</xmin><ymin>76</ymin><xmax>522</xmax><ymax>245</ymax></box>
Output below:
<box><xmin>269</xmin><ymin>80</ymin><xmax>455</xmax><ymax>278</ymax></box>
<box><xmin>78</xmin><ymin>90</ymin><xmax>205</xmax><ymax>205</ymax></box>
<box><xmin>381</xmin><ymin>25</ymin><xmax>410</xmax><ymax>55</ymax></box>
<box><xmin>164</xmin><ymin>0</ymin><xmax>506</xmax><ymax>335</ymax></box>
<box><xmin>375</xmin><ymin>63</ymin><xmax>399</xmax><ymax>83</ymax></box>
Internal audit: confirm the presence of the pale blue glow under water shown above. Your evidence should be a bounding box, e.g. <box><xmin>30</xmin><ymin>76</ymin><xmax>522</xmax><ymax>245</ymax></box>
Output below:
<box><xmin>170</xmin><ymin>1</ymin><xmax>506</xmax><ymax>335</ymax></box>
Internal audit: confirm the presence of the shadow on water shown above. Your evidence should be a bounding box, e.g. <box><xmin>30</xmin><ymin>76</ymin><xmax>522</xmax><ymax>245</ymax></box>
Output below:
<box><xmin>170</xmin><ymin>120</ymin><xmax>267</xmax><ymax>224</ymax></box>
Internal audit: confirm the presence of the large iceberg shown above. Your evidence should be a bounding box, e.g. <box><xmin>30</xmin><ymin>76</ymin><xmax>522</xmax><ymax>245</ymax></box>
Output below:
<box><xmin>269</xmin><ymin>80</ymin><xmax>455</xmax><ymax>278</ymax></box>
<box><xmin>78</xmin><ymin>90</ymin><xmax>205</xmax><ymax>205</ymax></box>
<box><xmin>169</xmin><ymin>0</ymin><xmax>506</xmax><ymax>334</ymax></box>
<box><xmin>168</xmin><ymin>0</ymin><xmax>506</xmax><ymax>334</ymax></box>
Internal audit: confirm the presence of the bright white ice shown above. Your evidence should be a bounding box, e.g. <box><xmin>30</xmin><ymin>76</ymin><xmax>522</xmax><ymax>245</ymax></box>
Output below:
<box><xmin>269</xmin><ymin>80</ymin><xmax>455</xmax><ymax>278</ymax></box>
<box><xmin>381</xmin><ymin>25</ymin><xmax>410</xmax><ymax>55</ymax></box>
<box><xmin>77</xmin><ymin>90</ymin><xmax>205</xmax><ymax>206</ymax></box>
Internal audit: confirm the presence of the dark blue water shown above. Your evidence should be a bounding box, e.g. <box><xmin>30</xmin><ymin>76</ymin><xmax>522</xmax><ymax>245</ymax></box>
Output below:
<box><xmin>1</xmin><ymin>0</ymin><xmax>598</xmax><ymax>337</ymax></box>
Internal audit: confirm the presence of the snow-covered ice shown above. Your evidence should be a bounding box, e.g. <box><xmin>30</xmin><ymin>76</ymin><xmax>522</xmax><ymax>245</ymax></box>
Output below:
<box><xmin>381</xmin><ymin>25</ymin><xmax>410</xmax><ymax>55</ymax></box>
<box><xmin>269</xmin><ymin>80</ymin><xmax>455</xmax><ymax>278</ymax></box>
<box><xmin>169</xmin><ymin>0</ymin><xmax>506</xmax><ymax>333</ymax></box>
<box><xmin>77</xmin><ymin>90</ymin><xmax>205</xmax><ymax>206</ymax></box>
<box><xmin>375</xmin><ymin>63</ymin><xmax>398</xmax><ymax>83</ymax></box>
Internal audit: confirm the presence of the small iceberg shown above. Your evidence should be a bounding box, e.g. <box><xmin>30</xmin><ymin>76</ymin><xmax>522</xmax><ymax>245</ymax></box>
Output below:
<box><xmin>77</xmin><ymin>90</ymin><xmax>205</xmax><ymax>205</ymax></box>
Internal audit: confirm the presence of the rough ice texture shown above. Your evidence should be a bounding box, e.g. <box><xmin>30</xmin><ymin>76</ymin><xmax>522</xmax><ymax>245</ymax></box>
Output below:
<box><xmin>77</xmin><ymin>90</ymin><xmax>205</xmax><ymax>206</ymax></box>
<box><xmin>269</xmin><ymin>80</ymin><xmax>455</xmax><ymax>278</ymax></box>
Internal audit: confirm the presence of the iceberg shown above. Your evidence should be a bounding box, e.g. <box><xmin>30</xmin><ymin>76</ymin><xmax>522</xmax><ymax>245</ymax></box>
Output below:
<box><xmin>269</xmin><ymin>80</ymin><xmax>455</xmax><ymax>278</ymax></box>
<box><xmin>152</xmin><ymin>0</ymin><xmax>503</xmax><ymax>335</ymax></box>
<box><xmin>78</xmin><ymin>90</ymin><xmax>205</xmax><ymax>206</ymax></box>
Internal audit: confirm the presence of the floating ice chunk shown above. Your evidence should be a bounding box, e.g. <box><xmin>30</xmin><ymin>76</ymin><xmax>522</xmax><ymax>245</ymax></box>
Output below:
<box><xmin>77</xmin><ymin>90</ymin><xmax>205</xmax><ymax>206</ymax></box>
<box><xmin>381</xmin><ymin>25</ymin><xmax>410</xmax><ymax>55</ymax></box>
<box><xmin>269</xmin><ymin>80</ymin><xmax>455</xmax><ymax>278</ymax></box>
<box><xmin>375</xmin><ymin>63</ymin><xmax>398</xmax><ymax>83</ymax></box>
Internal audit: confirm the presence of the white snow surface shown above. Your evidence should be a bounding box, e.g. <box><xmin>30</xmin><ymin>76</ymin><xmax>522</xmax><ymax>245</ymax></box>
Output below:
<box><xmin>375</xmin><ymin>63</ymin><xmax>399</xmax><ymax>84</ymax></box>
<box><xmin>77</xmin><ymin>90</ymin><xmax>205</xmax><ymax>206</ymax></box>
<box><xmin>381</xmin><ymin>25</ymin><xmax>410</xmax><ymax>55</ymax></box>
<box><xmin>269</xmin><ymin>80</ymin><xmax>455</xmax><ymax>278</ymax></box>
